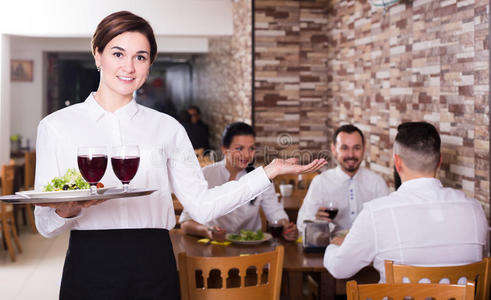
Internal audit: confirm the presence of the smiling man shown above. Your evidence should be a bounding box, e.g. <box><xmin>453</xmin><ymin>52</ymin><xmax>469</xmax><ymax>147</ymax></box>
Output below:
<box><xmin>297</xmin><ymin>124</ymin><xmax>389</xmax><ymax>233</ymax></box>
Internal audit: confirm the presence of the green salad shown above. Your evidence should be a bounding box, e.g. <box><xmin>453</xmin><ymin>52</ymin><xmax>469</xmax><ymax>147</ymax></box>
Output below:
<box><xmin>43</xmin><ymin>168</ymin><xmax>90</xmax><ymax>192</ymax></box>
<box><xmin>228</xmin><ymin>229</ymin><xmax>264</xmax><ymax>241</ymax></box>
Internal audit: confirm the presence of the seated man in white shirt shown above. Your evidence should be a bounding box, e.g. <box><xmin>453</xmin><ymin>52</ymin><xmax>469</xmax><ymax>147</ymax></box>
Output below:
<box><xmin>297</xmin><ymin>124</ymin><xmax>389</xmax><ymax>233</ymax></box>
<box><xmin>324</xmin><ymin>121</ymin><xmax>488</xmax><ymax>281</ymax></box>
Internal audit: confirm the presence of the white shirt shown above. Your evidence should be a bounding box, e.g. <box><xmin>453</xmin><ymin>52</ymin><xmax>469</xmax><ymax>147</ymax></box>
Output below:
<box><xmin>324</xmin><ymin>178</ymin><xmax>488</xmax><ymax>281</ymax></box>
<box><xmin>179</xmin><ymin>160</ymin><xmax>288</xmax><ymax>233</ymax></box>
<box><xmin>34</xmin><ymin>94</ymin><xmax>271</xmax><ymax>238</ymax></box>
<box><xmin>296</xmin><ymin>166</ymin><xmax>389</xmax><ymax>233</ymax></box>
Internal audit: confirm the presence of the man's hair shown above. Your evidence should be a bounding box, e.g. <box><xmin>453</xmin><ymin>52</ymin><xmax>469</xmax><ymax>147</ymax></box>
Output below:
<box><xmin>394</xmin><ymin>122</ymin><xmax>441</xmax><ymax>173</ymax></box>
<box><xmin>333</xmin><ymin>124</ymin><xmax>365</xmax><ymax>145</ymax></box>
<box><xmin>188</xmin><ymin>105</ymin><xmax>201</xmax><ymax>115</ymax></box>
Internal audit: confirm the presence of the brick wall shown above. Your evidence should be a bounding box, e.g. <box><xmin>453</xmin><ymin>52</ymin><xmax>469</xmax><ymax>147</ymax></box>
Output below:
<box><xmin>253</xmin><ymin>0</ymin><xmax>490</xmax><ymax>219</ymax></box>
<box><xmin>254</xmin><ymin>0</ymin><xmax>331</xmax><ymax>163</ymax></box>
<box><xmin>192</xmin><ymin>0</ymin><xmax>252</xmax><ymax>150</ymax></box>
<box><xmin>324</xmin><ymin>0</ymin><xmax>489</xmax><ymax>218</ymax></box>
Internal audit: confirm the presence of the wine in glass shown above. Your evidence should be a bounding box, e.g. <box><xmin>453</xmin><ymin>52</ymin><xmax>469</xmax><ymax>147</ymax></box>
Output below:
<box><xmin>77</xmin><ymin>146</ymin><xmax>108</xmax><ymax>195</ymax></box>
<box><xmin>111</xmin><ymin>145</ymin><xmax>140</xmax><ymax>192</ymax></box>
<box><xmin>268</xmin><ymin>220</ymin><xmax>284</xmax><ymax>245</ymax></box>
<box><xmin>325</xmin><ymin>201</ymin><xmax>339</xmax><ymax>220</ymax></box>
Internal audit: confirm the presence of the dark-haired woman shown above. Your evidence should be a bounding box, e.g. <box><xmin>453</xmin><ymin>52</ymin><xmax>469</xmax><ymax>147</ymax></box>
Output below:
<box><xmin>33</xmin><ymin>11</ymin><xmax>325</xmax><ymax>300</ymax></box>
<box><xmin>180</xmin><ymin>122</ymin><xmax>298</xmax><ymax>242</ymax></box>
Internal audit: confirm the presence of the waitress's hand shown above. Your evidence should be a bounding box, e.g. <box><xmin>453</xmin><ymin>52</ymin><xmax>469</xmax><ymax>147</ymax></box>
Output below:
<box><xmin>35</xmin><ymin>200</ymin><xmax>106</xmax><ymax>218</ymax></box>
<box><xmin>263</xmin><ymin>158</ymin><xmax>327</xmax><ymax>180</ymax></box>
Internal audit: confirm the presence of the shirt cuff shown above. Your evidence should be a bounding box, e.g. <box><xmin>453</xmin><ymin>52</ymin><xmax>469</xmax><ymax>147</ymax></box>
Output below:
<box><xmin>51</xmin><ymin>207</ymin><xmax>83</xmax><ymax>225</ymax></box>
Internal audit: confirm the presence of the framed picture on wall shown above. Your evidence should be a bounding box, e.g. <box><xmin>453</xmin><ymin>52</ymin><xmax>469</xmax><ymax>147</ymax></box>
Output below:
<box><xmin>10</xmin><ymin>60</ymin><xmax>33</xmax><ymax>82</ymax></box>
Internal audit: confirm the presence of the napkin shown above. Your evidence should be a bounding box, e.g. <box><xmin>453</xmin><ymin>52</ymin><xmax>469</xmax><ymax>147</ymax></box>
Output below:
<box><xmin>211</xmin><ymin>241</ymin><xmax>231</xmax><ymax>246</ymax></box>
<box><xmin>197</xmin><ymin>238</ymin><xmax>231</xmax><ymax>246</ymax></box>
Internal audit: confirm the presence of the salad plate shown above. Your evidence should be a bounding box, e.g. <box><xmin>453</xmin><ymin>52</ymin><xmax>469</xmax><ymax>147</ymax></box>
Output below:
<box><xmin>1</xmin><ymin>188</ymin><xmax>157</xmax><ymax>204</ymax></box>
<box><xmin>226</xmin><ymin>232</ymin><xmax>272</xmax><ymax>245</ymax></box>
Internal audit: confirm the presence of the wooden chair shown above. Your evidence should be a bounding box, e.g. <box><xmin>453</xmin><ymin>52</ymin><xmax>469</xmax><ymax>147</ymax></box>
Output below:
<box><xmin>178</xmin><ymin>245</ymin><xmax>284</xmax><ymax>300</ymax></box>
<box><xmin>346</xmin><ymin>280</ymin><xmax>475</xmax><ymax>300</ymax></box>
<box><xmin>1</xmin><ymin>164</ymin><xmax>23</xmax><ymax>261</ymax></box>
<box><xmin>385</xmin><ymin>259</ymin><xmax>491</xmax><ymax>300</ymax></box>
<box><xmin>194</xmin><ymin>148</ymin><xmax>213</xmax><ymax>167</ymax></box>
<box><xmin>22</xmin><ymin>151</ymin><xmax>37</xmax><ymax>233</ymax></box>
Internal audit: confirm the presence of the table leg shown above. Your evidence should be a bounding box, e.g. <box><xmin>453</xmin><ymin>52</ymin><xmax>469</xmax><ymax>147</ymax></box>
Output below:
<box><xmin>287</xmin><ymin>271</ymin><xmax>303</xmax><ymax>300</ymax></box>
<box><xmin>320</xmin><ymin>271</ymin><xmax>336</xmax><ymax>300</ymax></box>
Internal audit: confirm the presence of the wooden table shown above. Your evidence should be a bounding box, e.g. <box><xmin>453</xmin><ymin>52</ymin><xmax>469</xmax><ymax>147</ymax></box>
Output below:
<box><xmin>170</xmin><ymin>229</ymin><xmax>335</xmax><ymax>300</ymax></box>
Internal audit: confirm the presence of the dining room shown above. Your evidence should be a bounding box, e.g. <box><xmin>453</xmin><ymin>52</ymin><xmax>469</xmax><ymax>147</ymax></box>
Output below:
<box><xmin>0</xmin><ymin>0</ymin><xmax>490</xmax><ymax>300</ymax></box>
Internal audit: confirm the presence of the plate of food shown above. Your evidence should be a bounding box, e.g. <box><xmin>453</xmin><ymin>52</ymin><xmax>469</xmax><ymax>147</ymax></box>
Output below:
<box><xmin>226</xmin><ymin>229</ymin><xmax>272</xmax><ymax>245</ymax></box>
<box><xmin>16</xmin><ymin>169</ymin><xmax>112</xmax><ymax>199</ymax></box>
<box><xmin>1</xmin><ymin>169</ymin><xmax>157</xmax><ymax>204</ymax></box>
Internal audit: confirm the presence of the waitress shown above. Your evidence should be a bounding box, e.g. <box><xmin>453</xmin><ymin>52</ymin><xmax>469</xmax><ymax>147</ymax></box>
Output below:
<box><xmin>180</xmin><ymin>122</ymin><xmax>298</xmax><ymax>242</ymax></box>
<box><xmin>34</xmin><ymin>11</ymin><xmax>325</xmax><ymax>300</ymax></box>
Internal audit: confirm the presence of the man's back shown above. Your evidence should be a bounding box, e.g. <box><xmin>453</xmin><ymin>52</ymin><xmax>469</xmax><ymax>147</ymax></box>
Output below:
<box><xmin>324</xmin><ymin>177</ymin><xmax>488</xmax><ymax>281</ymax></box>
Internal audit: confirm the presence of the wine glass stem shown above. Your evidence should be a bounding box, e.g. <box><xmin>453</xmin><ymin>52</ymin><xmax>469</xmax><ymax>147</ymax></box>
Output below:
<box><xmin>89</xmin><ymin>185</ymin><xmax>97</xmax><ymax>196</ymax></box>
<box><xmin>123</xmin><ymin>183</ymin><xmax>129</xmax><ymax>193</ymax></box>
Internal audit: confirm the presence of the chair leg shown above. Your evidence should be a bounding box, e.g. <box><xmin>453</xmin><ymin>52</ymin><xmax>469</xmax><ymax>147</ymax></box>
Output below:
<box><xmin>25</xmin><ymin>204</ymin><xmax>37</xmax><ymax>233</ymax></box>
<box><xmin>2</xmin><ymin>232</ymin><xmax>7</xmax><ymax>250</ymax></box>
<box><xmin>13</xmin><ymin>206</ymin><xmax>21</xmax><ymax>235</ymax></box>
<box><xmin>2</xmin><ymin>220</ymin><xmax>16</xmax><ymax>262</ymax></box>
<box><xmin>9</xmin><ymin>217</ymin><xmax>22</xmax><ymax>253</ymax></box>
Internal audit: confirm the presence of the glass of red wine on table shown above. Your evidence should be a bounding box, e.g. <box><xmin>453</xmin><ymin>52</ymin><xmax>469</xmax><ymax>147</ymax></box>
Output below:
<box><xmin>325</xmin><ymin>200</ymin><xmax>338</xmax><ymax>240</ymax></box>
<box><xmin>268</xmin><ymin>220</ymin><xmax>283</xmax><ymax>245</ymax></box>
<box><xmin>77</xmin><ymin>146</ymin><xmax>108</xmax><ymax>195</ymax></box>
<box><xmin>111</xmin><ymin>145</ymin><xmax>140</xmax><ymax>192</ymax></box>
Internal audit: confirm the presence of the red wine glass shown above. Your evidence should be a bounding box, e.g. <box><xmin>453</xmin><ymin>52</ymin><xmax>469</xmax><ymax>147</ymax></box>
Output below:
<box><xmin>325</xmin><ymin>201</ymin><xmax>339</xmax><ymax>220</ymax></box>
<box><xmin>77</xmin><ymin>146</ymin><xmax>108</xmax><ymax>195</ymax></box>
<box><xmin>325</xmin><ymin>201</ymin><xmax>338</xmax><ymax>241</ymax></box>
<box><xmin>268</xmin><ymin>220</ymin><xmax>283</xmax><ymax>245</ymax></box>
<box><xmin>111</xmin><ymin>145</ymin><xmax>140</xmax><ymax>192</ymax></box>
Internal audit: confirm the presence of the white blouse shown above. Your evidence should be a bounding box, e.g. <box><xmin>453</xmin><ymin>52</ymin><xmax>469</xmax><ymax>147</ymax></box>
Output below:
<box><xmin>34</xmin><ymin>94</ymin><xmax>271</xmax><ymax>238</ymax></box>
<box><xmin>297</xmin><ymin>166</ymin><xmax>389</xmax><ymax>233</ymax></box>
<box><xmin>179</xmin><ymin>160</ymin><xmax>288</xmax><ymax>233</ymax></box>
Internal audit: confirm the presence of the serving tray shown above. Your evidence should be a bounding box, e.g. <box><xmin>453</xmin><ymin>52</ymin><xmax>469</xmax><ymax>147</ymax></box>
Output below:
<box><xmin>0</xmin><ymin>188</ymin><xmax>157</xmax><ymax>204</ymax></box>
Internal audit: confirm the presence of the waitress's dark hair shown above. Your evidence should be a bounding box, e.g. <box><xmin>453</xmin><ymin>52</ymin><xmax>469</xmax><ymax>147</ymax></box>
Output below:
<box><xmin>92</xmin><ymin>11</ymin><xmax>158</xmax><ymax>63</ymax></box>
<box><xmin>221</xmin><ymin>122</ymin><xmax>256</xmax><ymax>148</ymax></box>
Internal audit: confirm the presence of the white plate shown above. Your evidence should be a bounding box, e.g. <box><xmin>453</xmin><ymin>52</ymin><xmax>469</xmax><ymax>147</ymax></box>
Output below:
<box><xmin>16</xmin><ymin>187</ymin><xmax>114</xmax><ymax>199</ymax></box>
<box><xmin>226</xmin><ymin>233</ymin><xmax>272</xmax><ymax>245</ymax></box>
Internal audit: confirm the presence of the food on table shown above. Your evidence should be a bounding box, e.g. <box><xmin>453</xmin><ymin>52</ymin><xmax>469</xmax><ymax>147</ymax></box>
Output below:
<box><xmin>43</xmin><ymin>168</ymin><xmax>91</xmax><ymax>192</ymax></box>
<box><xmin>228</xmin><ymin>229</ymin><xmax>265</xmax><ymax>241</ymax></box>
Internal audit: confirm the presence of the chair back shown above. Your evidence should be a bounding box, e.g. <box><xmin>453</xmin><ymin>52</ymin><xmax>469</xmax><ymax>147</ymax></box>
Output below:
<box><xmin>2</xmin><ymin>164</ymin><xmax>15</xmax><ymax>196</ymax></box>
<box><xmin>194</xmin><ymin>148</ymin><xmax>213</xmax><ymax>167</ymax></box>
<box><xmin>24</xmin><ymin>151</ymin><xmax>36</xmax><ymax>189</ymax></box>
<box><xmin>385</xmin><ymin>259</ymin><xmax>491</xmax><ymax>300</ymax></box>
<box><xmin>1</xmin><ymin>164</ymin><xmax>16</xmax><ymax>215</ymax></box>
<box><xmin>178</xmin><ymin>245</ymin><xmax>284</xmax><ymax>300</ymax></box>
<box><xmin>346</xmin><ymin>280</ymin><xmax>475</xmax><ymax>300</ymax></box>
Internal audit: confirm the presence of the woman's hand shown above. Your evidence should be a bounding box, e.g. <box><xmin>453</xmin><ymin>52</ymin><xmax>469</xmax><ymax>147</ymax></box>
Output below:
<box><xmin>35</xmin><ymin>200</ymin><xmax>106</xmax><ymax>218</ymax></box>
<box><xmin>263</xmin><ymin>158</ymin><xmax>327</xmax><ymax>180</ymax></box>
<box><xmin>281</xmin><ymin>222</ymin><xmax>298</xmax><ymax>241</ymax></box>
<box><xmin>209</xmin><ymin>226</ymin><xmax>227</xmax><ymax>242</ymax></box>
